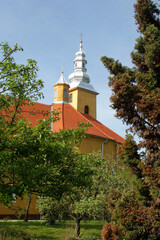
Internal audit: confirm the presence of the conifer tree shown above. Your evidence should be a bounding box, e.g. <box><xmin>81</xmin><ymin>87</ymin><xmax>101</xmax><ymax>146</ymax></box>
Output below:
<box><xmin>101</xmin><ymin>0</ymin><xmax>160</xmax><ymax>239</ymax></box>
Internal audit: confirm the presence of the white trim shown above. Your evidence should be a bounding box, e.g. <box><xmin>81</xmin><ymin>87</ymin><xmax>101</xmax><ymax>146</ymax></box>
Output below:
<box><xmin>54</xmin><ymin>101</ymin><xmax>68</xmax><ymax>104</ymax></box>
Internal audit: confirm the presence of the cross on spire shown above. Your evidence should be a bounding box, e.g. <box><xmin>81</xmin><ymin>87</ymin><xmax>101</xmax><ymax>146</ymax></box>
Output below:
<box><xmin>80</xmin><ymin>33</ymin><xmax>83</xmax><ymax>43</ymax></box>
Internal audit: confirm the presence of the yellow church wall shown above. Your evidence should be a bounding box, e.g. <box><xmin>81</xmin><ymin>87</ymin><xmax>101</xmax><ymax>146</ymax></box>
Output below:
<box><xmin>69</xmin><ymin>88</ymin><xmax>97</xmax><ymax>119</ymax></box>
<box><xmin>103</xmin><ymin>139</ymin><xmax>117</xmax><ymax>159</ymax></box>
<box><xmin>0</xmin><ymin>195</ymin><xmax>39</xmax><ymax>218</ymax></box>
<box><xmin>77</xmin><ymin>89</ymin><xmax>97</xmax><ymax>119</ymax></box>
<box><xmin>69</xmin><ymin>88</ymin><xmax>78</xmax><ymax>110</ymax></box>
<box><xmin>79</xmin><ymin>135</ymin><xmax>102</xmax><ymax>153</ymax></box>
<box><xmin>79</xmin><ymin>135</ymin><xmax>118</xmax><ymax>159</ymax></box>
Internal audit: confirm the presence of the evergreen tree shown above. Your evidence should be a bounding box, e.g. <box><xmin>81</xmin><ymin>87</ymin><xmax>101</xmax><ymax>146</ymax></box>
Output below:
<box><xmin>101</xmin><ymin>0</ymin><xmax>160</xmax><ymax>239</ymax></box>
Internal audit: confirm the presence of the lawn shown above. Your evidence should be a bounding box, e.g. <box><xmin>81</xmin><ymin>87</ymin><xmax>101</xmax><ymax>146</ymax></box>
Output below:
<box><xmin>0</xmin><ymin>220</ymin><xmax>105</xmax><ymax>240</ymax></box>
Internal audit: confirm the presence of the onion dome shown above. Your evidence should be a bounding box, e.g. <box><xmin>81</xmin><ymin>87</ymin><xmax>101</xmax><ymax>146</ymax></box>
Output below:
<box><xmin>68</xmin><ymin>41</ymin><xmax>98</xmax><ymax>94</ymax></box>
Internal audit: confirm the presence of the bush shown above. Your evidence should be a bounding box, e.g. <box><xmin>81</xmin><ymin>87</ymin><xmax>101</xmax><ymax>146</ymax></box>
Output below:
<box><xmin>101</xmin><ymin>223</ymin><xmax>120</xmax><ymax>240</ymax></box>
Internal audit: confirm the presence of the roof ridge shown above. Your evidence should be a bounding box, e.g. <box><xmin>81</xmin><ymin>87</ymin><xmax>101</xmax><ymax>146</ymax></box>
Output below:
<box><xmin>81</xmin><ymin>113</ymin><xmax>114</xmax><ymax>140</ymax></box>
<box><xmin>66</xmin><ymin>105</ymin><xmax>113</xmax><ymax>139</ymax></box>
<box><xmin>94</xmin><ymin>117</ymin><xmax>124</xmax><ymax>141</ymax></box>
<box><xmin>54</xmin><ymin>104</ymin><xmax>107</xmax><ymax>137</ymax></box>
<box><xmin>26</xmin><ymin>101</ymin><xmax>52</xmax><ymax>107</ymax></box>
<box><xmin>83</xmin><ymin>114</ymin><xmax>124</xmax><ymax>142</ymax></box>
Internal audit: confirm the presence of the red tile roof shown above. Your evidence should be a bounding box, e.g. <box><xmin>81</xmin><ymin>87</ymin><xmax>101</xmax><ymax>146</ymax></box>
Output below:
<box><xmin>51</xmin><ymin>103</ymin><xmax>124</xmax><ymax>143</ymax></box>
<box><xmin>20</xmin><ymin>102</ymin><xmax>51</xmax><ymax>126</ymax></box>
<box><xmin>4</xmin><ymin>101</ymin><xmax>124</xmax><ymax>143</ymax></box>
<box><xmin>82</xmin><ymin>113</ymin><xmax>124</xmax><ymax>143</ymax></box>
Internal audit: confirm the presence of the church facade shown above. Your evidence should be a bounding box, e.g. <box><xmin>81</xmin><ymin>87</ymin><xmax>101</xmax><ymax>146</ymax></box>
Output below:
<box><xmin>0</xmin><ymin>41</ymin><xmax>124</xmax><ymax>219</ymax></box>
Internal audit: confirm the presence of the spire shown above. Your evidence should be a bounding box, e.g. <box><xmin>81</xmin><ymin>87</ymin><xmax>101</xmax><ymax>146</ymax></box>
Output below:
<box><xmin>68</xmin><ymin>40</ymin><xmax>98</xmax><ymax>94</ymax></box>
<box><xmin>56</xmin><ymin>67</ymin><xmax>68</xmax><ymax>84</ymax></box>
<box><xmin>54</xmin><ymin>69</ymin><xmax>69</xmax><ymax>104</ymax></box>
<box><xmin>68</xmin><ymin>40</ymin><xmax>90</xmax><ymax>84</ymax></box>
<box><xmin>80</xmin><ymin>39</ymin><xmax>82</xmax><ymax>51</ymax></box>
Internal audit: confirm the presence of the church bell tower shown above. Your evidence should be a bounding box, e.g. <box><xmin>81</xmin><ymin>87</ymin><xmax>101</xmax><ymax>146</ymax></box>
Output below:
<box><xmin>68</xmin><ymin>41</ymin><xmax>98</xmax><ymax>119</ymax></box>
<box><xmin>54</xmin><ymin>70</ymin><xmax>69</xmax><ymax>103</ymax></box>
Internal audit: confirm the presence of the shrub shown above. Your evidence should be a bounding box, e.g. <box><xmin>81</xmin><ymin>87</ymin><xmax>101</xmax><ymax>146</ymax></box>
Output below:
<box><xmin>101</xmin><ymin>223</ymin><xmax>120</xmax><ymax>240</ymax></box>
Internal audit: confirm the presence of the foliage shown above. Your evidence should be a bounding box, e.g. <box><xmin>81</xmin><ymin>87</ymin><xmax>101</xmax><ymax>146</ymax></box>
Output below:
<box><xmin>38</xmin><ymin>152</ymin><xmax>135</xmax><ymax>237</ymax></box>
<box><xmin>0</xmin><ymin>42</ymin><xmax>44</xmax><ymax>204</ymax></box>
<box><xmin>101</xmin><ymin>222</ymin><xmax>120</xmax><ymax>240</ymax></box>
<box><xmin>101</xmin><ymin>0</ymin><xmax>160</xmax><ymax>239</ymax></box>
<box><xmin>37</xmin><ymin>196</ymin><xmax>68</xmax><ymax>225</ymax></box>
<box><xmin>114</xmin><ymin>192</ymin><xmax>160</xmax><ymax>240</ymax></box>
<box><xmin>0</xmin><ymin>42</ymin><xmax>91</xmax><ymax>211</ymax></box>
<box><xmin>0</xmin><ymin>109</ymin><xmax>90</xmax><ymax>204</ymax></box>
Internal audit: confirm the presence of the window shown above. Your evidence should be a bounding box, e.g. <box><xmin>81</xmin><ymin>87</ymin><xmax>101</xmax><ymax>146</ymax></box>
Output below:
<box><xmin>54</xmin><ymin>88</ymin><xmax>58</xmax><ymax>98</ymax></box>
<box><xmin>84</xmin><ymin>105</ymin><xmax>89</xmax><ymax>114</ymax></box>
<box><xmin>69</xmin><ymin>93</ymin><xmax>72</xmax><ymax>103</ymax></box>
<box><xmin>63</xmin><ymin>89</ymin><xmax>68</xmax><ymax>98</ymax></box>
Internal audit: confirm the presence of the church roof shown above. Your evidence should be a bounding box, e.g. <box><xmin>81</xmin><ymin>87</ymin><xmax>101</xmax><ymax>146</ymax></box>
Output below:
<box><xmin>18</xmin><ymin>102</ymin><xmax>51</xmax><ymax>126</ymax></box>
<box><xmin>16</xmin><ymin>102</ymin><xmax>123</xmax><ymax>144</ymax></box>
<box><xmin>51</xmin><ymin>103</ymin><xmax>124</xmax><ymax>143</ymax></box>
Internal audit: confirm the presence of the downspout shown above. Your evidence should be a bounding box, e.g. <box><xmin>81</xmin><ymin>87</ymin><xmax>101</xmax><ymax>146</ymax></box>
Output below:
<box><xmin>116</xmin><ymin>142</ymin><xmax>118</xmax><ymax>173</ymax></box>
<box><xmin>50</xmin><ymin>105</ymin><xmax>53</xmax><ymax>131</ymax></box>
<box><xmin>102</xmin><ymin>139</ymin><xmax>108</xmax><ymax>156</ymax></box>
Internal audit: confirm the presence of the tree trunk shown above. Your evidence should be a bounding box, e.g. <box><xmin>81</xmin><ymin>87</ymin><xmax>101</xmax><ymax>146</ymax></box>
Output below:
<box><xmin>24</xmin><ymin>194</ymin><xmax>31</xmax><ymax>222</ymax></box>
<box><xmin>76</xmin><ymin>218</ymin><xmax>81</xmax><ymax>238</ymax></box>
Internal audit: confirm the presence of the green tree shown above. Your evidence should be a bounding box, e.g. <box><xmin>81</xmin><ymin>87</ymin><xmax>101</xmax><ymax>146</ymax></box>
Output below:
<box><xmin>38</xmin><ymin>153</ymin><xmax>134</xmax><ymax>238</ymax></box>
<box><xmin>0</xmin><ymin>42</ymin><xmax>91</xmax><ymax>222</ymax></box>
<box><xmin>101</xmin><ymin>0</ymin><xmax>160</xmax><ymax>239</ymax></box>
<box><xmin>0</xmin><ymin>42</ymin><xmax>44</xmax><ymax>204</ymax></box>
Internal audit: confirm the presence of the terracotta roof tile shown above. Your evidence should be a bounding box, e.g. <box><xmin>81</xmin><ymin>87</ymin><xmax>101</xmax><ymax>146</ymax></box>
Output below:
<box><xmin>52</xmin><ymin>103</ymin><xmax>124</xmax><ymax>143</ymax></box>
<box><xmin>3</xmin><ymin>101</ymin><xmax>124</xmax><ymax>143</ymax></box>
<box><xmin>20</xmin><ymin>102</ymin><xmax>51</xmax><ymax>126</ymax></box>
<box><xmin>82</xmin><ymin>113</ymin><xmax>124</xmax><ymax>143</ymax></box>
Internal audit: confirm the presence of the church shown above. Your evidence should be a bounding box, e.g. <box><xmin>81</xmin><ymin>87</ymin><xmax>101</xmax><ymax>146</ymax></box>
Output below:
<box><xmin>0</xmin><ymin>41</ymin><xmax>124</xmax><ymax>219</ymax></box>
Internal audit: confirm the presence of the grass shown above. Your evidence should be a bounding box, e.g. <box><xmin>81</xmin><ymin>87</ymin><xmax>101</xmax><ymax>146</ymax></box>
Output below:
<box><xmin>0</xmin><ymin>220</ymin><xmax>105</xmax><ymax>240</ymax></box>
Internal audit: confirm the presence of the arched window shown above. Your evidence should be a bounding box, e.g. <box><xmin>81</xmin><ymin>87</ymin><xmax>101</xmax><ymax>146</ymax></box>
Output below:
<box><xmin>84</xmin><ymin>105</ymin><xmax>89</xmax><ymax>114</ymax></box>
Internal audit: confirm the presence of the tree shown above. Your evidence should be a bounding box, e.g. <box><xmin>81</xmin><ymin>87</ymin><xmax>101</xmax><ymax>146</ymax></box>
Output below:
<box><xmin>0</xmin><ymin>41</ymin><xmax>44</xmax><ymax>204</ymax></box>
<box><xmin>38</xmin><ymin>153</ymin><xmax>97</xmax><ymax>237</ymax></box>
<box><xmin>101</xmin><ymin>0</ymin><xmax>160</xmax><ymax>239</ymax></box>
<box><xmin>38</xmin><ymin>153</ymin><xmax>134</xmax><ymax>238</ymax></box>
<box><xmin>0</xmin><ymin>42</ymin><xmax>92</xmax><ymax>222</ymax></box>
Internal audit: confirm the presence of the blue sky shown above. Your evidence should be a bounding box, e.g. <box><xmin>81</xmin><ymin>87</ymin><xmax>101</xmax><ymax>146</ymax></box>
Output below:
<box><xmin>0</xmin><ymin>0</ymin><xmax>139</xmax><ymax>138</ymax></box>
